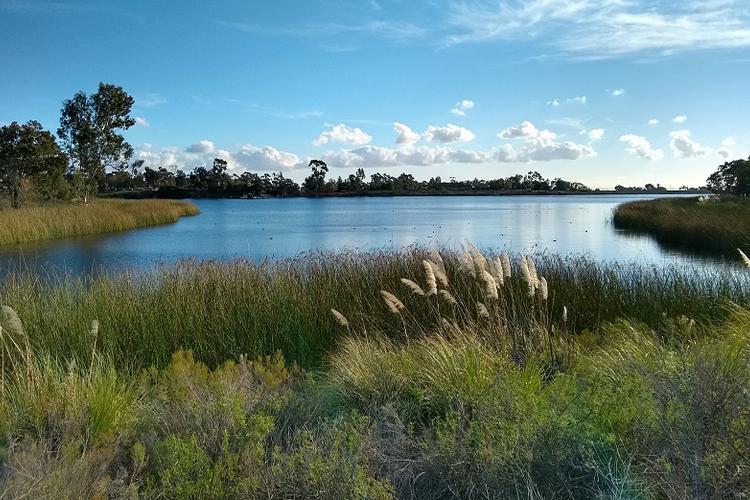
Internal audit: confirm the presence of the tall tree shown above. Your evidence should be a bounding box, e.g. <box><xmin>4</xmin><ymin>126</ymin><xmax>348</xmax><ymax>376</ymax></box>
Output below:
<box><xmin>0</xmin><ymin>121</ymin><xmax>67</xmax><ymax>208</ymax></box>
<box><xmin>707</xmin><ymin>157</ymin><xmax>750</xmax><ymax>197</ymax></box>
<box><xmin>303</xmin><ymin>159</ymin><xmax>328</xmax><ymax>193</ymax></box>
<box><xmin>58</xmin><ymin>83</ymin><xmax>136</xmax><ymax>202</ymax></box>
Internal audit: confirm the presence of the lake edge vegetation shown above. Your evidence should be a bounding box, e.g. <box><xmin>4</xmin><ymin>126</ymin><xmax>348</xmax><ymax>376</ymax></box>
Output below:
<box><xmin>0</xmin><ymin>199</ymin><xmax>198</xmax><ymax>246</ymax></box>
<box><xmin>613</xmin><ymin>158</ymin><xmax>750</xmax><ymax>255</ymax></box>
<box><xmin>1</xmin><ymin>246</ymin><xmax>749</xmax><ymax>498</ymax></box>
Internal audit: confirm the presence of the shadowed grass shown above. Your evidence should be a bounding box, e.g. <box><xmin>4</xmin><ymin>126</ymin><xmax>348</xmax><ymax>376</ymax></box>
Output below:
<box><xmin>0</xmin><ymin>199</ymin><xmax>199</xmax><ymax>246</ymax></box>
<box><xmin>613</xmin><ymin>196</ymin><xmax>750</xmax><ymax>255</ymax></box>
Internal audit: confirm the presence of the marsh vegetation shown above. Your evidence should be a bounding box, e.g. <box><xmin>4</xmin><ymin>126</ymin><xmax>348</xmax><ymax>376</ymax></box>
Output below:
<box><xmin>1</xmin><ymin>246</ymin><xmax>749</xmax><ymax>498</ymax></box>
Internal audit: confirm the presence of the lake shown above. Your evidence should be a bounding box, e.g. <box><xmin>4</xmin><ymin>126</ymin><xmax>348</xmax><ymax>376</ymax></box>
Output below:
<box><xmin>0</xmin><ymin>194</ymin><xmax>728</xmax><ymax>277</ymax></box>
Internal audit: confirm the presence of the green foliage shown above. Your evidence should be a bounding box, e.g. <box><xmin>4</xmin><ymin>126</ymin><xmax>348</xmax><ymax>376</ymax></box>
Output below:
<box><xmin>707</xmin><ymin>156</ymin><xmax>750</xmax><ymax>197</ymax></box>
<box><xmin>58</xmin><ymin>82</ymin><xmax>136</xmax><ymax>201</ymax></box>
<box><xmin>0</xmin><ymin>120</ymin><xmax>67</xmax><ymax>208</ymax></box>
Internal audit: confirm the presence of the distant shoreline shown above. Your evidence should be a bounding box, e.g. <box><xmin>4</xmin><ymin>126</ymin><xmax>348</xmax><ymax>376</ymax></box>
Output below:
<box><xmin>105</xmin><ymin>188</ymin><xmax>709</xmax><ymax>200</ymax></box>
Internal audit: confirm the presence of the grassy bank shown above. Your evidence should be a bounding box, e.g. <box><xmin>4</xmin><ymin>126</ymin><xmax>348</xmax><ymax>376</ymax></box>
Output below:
<box><xmin>0</xmin><ymin>199</ymin><xmax>199</xmax><ymax>246</ymax></box>
<box><xmin>613</xmin><ymin>196</ymin><xmax>750</xmax><ymax>254</ymax></box>
<box><xmin>1</xmin><ymin>249</ymin><xmax>747</xmax><ymax>370</ymax></box>
<box><xmin>1</xmin><ymin>247</ymin><xmax>749</xmax><ymax>497</ymax></box>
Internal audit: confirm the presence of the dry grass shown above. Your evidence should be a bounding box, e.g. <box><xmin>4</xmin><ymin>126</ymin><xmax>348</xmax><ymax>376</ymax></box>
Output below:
<box><xmin>0</xmin><ymin>199</ymin><xmax>199</xmax><ymax>246</ymax></box>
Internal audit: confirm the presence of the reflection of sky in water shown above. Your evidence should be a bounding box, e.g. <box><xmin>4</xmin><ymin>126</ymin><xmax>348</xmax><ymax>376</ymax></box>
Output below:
<box><xmin>0</xmin><ymin>194</ymin><xmax>735</xmax><ymax>278</ymax></box>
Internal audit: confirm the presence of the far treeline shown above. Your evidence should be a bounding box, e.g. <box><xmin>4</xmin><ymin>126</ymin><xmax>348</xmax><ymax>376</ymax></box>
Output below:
<box><xmin>1</xmin><ymin>82</ymin><xmax>745</xmax><ymax>208</ymax></box>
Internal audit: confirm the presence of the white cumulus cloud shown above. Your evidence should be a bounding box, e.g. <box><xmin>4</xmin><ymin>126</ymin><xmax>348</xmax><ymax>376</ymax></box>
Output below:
<box><xmin>587</xmin><ymin>128</ymin><xmax>605</xmax><ymax>141</ymax></box>
<box><xmin>498</xmin><ymin>121</ymin><xmax>541</xmax><ymax>139</ymax></box>
<box><xmin>321</xmin><ymin>145</ymin><xmax>488</xmax><ymax>169</ymax></box>
<box><xmin>619</xmin><ymin>134</ymin><xmax>664</xmax><ymax>160</ymax></box>
<box><xmin>648</xmin><ymin>118</ymin><xmax>659</xmax><ymax>125</ymax></box>
<box><xmin>393</xmin><ymin>122</ymin><xmax>421</xmax><ymax>146</ymax></box>
<box><xmin>423</xmin><ymin>123</ymin><xmax>475</xmax><ymax>143</ymax></box>
<box><xmin>186</xmin><ymin>140</ymin><xmax>216</xmax><ymax>154</ymax></box>
<box><xmin>139</xmin><ymin>141</ymin><xmax>302</xmax><ymax>172</ymax></box>
<box><xmin>450</xmin><ymin>99</ymin><xmax>475</xmax><ymax>116</ymax></box>
<box><xmin>672</xmin><ymin>115</ymin><xmax>688</xmax><ymax>123</ymax></box>
<box><xmin>235</xmin><ymin>144</ymin><xmax>302</xmax><ymax>170</ymax></box>
<box><xmin>313</xmin><ymin>123</ymin><xmax>372</xmax><ymax>146</ymax></box>
<box><xmin>134</xmin><ymin>117</ymin><xmax>149</xmax><ymax>128</ymax></box>
<box><xmin>670</xmin><ymin>129</ymin><xmax>710</xmax><ymax>158</ymax></box>
<box><xmin>611</xmin><ymin>88</ymin><xmax>625</xmax><ymax>96</ymax></box>
<box><xmin>497</xmin><ymin>121</ymin><xmax>595</xmax><ymax>162</ymax></box>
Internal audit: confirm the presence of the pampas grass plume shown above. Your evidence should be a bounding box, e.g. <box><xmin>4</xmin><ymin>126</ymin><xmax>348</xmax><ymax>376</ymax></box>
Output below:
<box><xmin>501</xmin><ymin>253</ymin><xmax>512</xmax><ymax>278</ymax></box>
<box><xmin>401</xmin><ymin>278</ymin><xmax>426</xmax><ymax>296</ymax></box>
<box><xmin>476</xmin><ymin>301</ymin><xmax>490</xmax><ymax>318</ymax></box>
<box><xmin>331</xmin><ymin>309</ymin><xmax>350</xmax><ymax>327</ymax></box>
<box><xmin>492</xmin><ymin>257</ymin><xmax>505</xmax><ymax>286</ymax></box>
<box><xmin>738</xmin><ymin>249</ymin><xmax>750</xmax><ymax>269</ymax></box>
<box><xmin>482</xmin><ymin>270</ymin><xmax>499</xmax><ymax>300</ymax></box>
<box><xmin>2</xmin><ymin>305</ymin><xmax>24</xmax><ymax>337</ymax></box>
<box><xmin>539</xmin><ymin>277</ymin><xmax>548</xmax><ymax>301</ymax></box>
<box><xmin>423</xmin><ymin>260</ymin><xmax>438</xmax><ymax>296</ymax></box>
<box><xmin>439</xmin><ymin>289</ymin><xmax>458</xmax><ymax>306</ymax></box>
<box><xmin>380</xmin><ymin>290</ymin><xmax>405</xmax><ymax>314</ymax></box>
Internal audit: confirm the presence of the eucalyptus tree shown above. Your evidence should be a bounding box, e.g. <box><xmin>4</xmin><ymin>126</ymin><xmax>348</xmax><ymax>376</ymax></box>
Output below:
<box><xmin>0</xmin><ymin>120</ymin><xmax>67</xmax><ymax>208</ymax></box>
<box><xmin>58</xmin><ymin>83</ymin><xmax>136</xmax><ymax>202</ymax></box>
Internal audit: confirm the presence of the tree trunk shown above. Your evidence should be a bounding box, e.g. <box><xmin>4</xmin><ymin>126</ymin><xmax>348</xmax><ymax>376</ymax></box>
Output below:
<box><xmin>11</xmin><ymin>186</ymin><xmax>20</xmax><ymax>209</ymax></box>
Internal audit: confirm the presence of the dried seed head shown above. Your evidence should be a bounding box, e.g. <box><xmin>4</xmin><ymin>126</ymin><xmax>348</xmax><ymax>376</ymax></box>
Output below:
<box><xmin>539</xmin><ymin>277</ymin><xmax>548</xmax><ymax>301</ymax></box>
<box><xmin>461</xmin><ymin>250</ymin><xmax>476</xmax><ymax>277</ymax></box>
<box><xmin>1</xmin><ymin>305</ymin><xmax>24</xmax><ymax>337</ymax></box>
<box><xmin>739</xmin><ymin>249</ymin><xmax>750</xmax><ymax>269</ymax></box>
<box><xmin>380</xmin><ymin>290</ymin><xmax>405</xmax><ymax>314</ymax></box>
<box><xmin>476</xmin><ymin>301</ymin><xmax>490</xmax><ymax>318</ymax></box>
<box><xmin>492</xmin><ymin>257</ymin><xmax>505</xmax><ymax>286</ymax></box>
<box><xmin>520</xmin><ymin>258</ymin><xmax>532</xmax><ymax>283</ymax></box>
<box><xmin>562</xmin><ymin>305</ymin><xmax>568</xmax><ymax>323</ymax></box>
<box><xmin>330</xmin><ymin>309</ymin><xmax>350</xmax><ymax>327</ymax></box>
<box><xmin>90</xmin><ymin>319</ymin><xmax>100</xmax><ymax>338</ymax></box>
<box><xmin>482</xmin><ymin>270</ymin><xmax>499</xmax><ymax>300</ymax></box>
<box><xmin>526</xmin><ymin>256</ymin><xmax>539</xmax><ymax>286</ymax></box>
<box><xmin>466</xmin><ymin>242</ymin><xmax>489</xmax><ymax>275</ymax></box>
<box><xmin>429</xmin><ymin>260</ymin><xmax>449</xmax><ymax>287</ymax></box>
<box><xmin>400</xmin><ymin>278</ymin><xmax>426</xmax><ymax>296</ymax></box>
<box><xmin>438</xmin><ymin>289</ymin><xmax>458</xmax><ymax>306</ymax></box>
<box><xmin>428</xmin><ymin>248</ymin><xmax>446</xmax><ymax>276</ymax></box>
<box><xmin>423</xmin><ymin>260</ymin><xmax>438</xmax><ymax>296</ymax></box>
<box><xmin>501</xmin><ymin>253</ymin><xmax>512</xmax><ymax>278</ymax></box>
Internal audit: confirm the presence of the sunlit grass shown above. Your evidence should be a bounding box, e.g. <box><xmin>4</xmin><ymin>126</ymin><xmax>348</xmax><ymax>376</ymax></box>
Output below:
<box><xmin>613</xmin><ymin>196</ymin><xmax>750</xmax><ymax>254</ymax></box>
<box><xmin>0</xmin><ymin>199</ymin><xmax>199</xmax><ymax>246</ymax></box>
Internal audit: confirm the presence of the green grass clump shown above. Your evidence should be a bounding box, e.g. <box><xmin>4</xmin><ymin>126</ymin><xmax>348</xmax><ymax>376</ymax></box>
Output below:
<box><xmin>0</xmin><ymin>199</ymin><xmax>198</xmax><ymax>246</ymax></box>
<box><xmin>1</xmin><ymin>248</ymin><xmax>747</xmax><ymax>372</ymax></box>
<box><xmin>613</xmin><ymin>196</ymin><xmax>750</xmax><ymax>255</ymax></box>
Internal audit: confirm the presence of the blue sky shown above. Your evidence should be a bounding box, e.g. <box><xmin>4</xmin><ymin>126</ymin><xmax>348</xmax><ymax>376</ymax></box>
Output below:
<box><xmin>1</xmin><ymin>0</ymin><xmax>749</xmax><ymax>188</ymax></box>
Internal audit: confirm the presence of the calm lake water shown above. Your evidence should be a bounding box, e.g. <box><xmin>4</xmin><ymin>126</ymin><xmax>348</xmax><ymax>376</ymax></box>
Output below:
<box><xmin>0</xmin><ymin>195</ymin><xmax>729</xmax><ymax>277</ymax></box>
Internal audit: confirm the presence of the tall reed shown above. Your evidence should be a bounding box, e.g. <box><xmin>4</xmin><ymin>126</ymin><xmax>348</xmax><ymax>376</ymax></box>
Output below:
<box><xmin>0</xmin><ymin>247</ymin><xmax>747</xmax><ymax>372</ymax></box>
